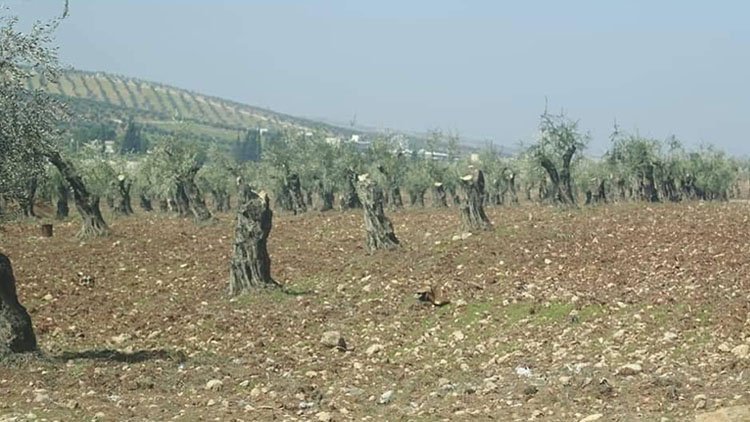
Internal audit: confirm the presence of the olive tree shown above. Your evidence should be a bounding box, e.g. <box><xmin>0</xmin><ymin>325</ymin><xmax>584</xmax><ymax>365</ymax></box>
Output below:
<box><xmin>529</xmin><ymin>110</ymin><xmax>588</xmax><ymax>205</ymax></box>
<box><xmin>606</xmin><ymin>130</ymin><xmax>661</xmax><ymax>202</ymax></box>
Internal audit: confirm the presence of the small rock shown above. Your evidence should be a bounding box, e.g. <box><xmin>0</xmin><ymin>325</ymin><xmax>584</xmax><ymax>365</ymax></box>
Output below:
<box><xmin>515</xmin><ymin>366</ymin><xmax>533</xmax><ymax>377</ymax></box>
<box><xmin>239</xmin><ymin>380</ymin><xmax>250</xmax><ymax>388</ymax></box>
<box><xmin>451</xmin><ymin>331</ymin><xmax>465</xmax><ymax>342</ymax></box>
<box><xmin>378</xmin><ymin>390</ymin><xmax>394</xmax><ymax>405</ymax></box>
<box><xmin>66</xmin><ymin>400</ymin><xmax>79</xmax><ymax>410</ymax></box>
<box><xmin>316</xmin><ymin>411</ymin><xmax>333</xmax><ymax>422</ymax></box>
<box><xmin>663</xmin><ymin>331</ymin><xmax>678</xmax><ymax>341</ymax></box>
<box><xmin>618</xmin><ymin>363</ymin><xmax>642</xmax><ymax>376</ymax></box>
<box><xmin>250</xmin><ymin>387</ymin><xmax>262</xmax><ymax>398</ymax></box>
<box><xmin>110</xmin><ymin>333</ymin><xmax>129</xmax><ymax>344</ymax></box>
<box><xmin>559</xmin><ymin>376</ymin><xmax>572</xmax><ymax>386</ymax></box>
<box><xmin>206</xmin><ymin>399</ymin><xmax>216</xmax><ymax>407</ymax></box>
<box><xmin>731</xmin><ymin>344</ymin><xmax>749</xmax><ymax>359</ymax></box>
<box><xmin>94</xmin><ymin>412</ymin><xmax>105</xmax><ymax>420</ymax></box>
<box><xmin>483</xmin><ymin>381</ymin><xmax>497</xmax><ymax>392</ymax></box>
<box><xmin>320</xmin><ymin>331</ymin><xmax>344</xmax><ymax>348</ymax></box>
<box><xmin>33</xmin><ymin>391</ymin><xmax>50</xmax><ymax>403</ymax></box>
<box><xmin>579</xmin><ymin>414</ymin><xmax>603</xmax><ymax>422</ymax></box>
<box><xmin>305</xmin><ymin>371</ymin><xmax>318</xmax><ymax>378</ymax></box>
<box><xmin>366</xmin><ymin>344</ymin><xmax>384</xmax><ymax>356</ymax></box>
<box><xmin>718</xmin><ymin>343</ymin><xmax>732</xmax><ymax>353</ymax></box>
<box><xmin>205</xmin><ymin>379</ymin><xmax>223</xmax><ymax>391</ymax></box>
<box><xmin>694</xmin><ymin>394</ymin><xmax>708</xmax><ymax>410</ymax></box>
<box><xmin>43</xmin><ymin>293</ymin><xmax>53</xmax><ymax>301</ymax></box>
<box><xmin>612</xmin><ymin>329</ymin><xmax>626</xmax><ymax>340</ymax></box>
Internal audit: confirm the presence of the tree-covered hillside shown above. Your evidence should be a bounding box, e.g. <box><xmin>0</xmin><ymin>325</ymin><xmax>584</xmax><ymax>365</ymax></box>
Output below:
<box><xmin>28</xmin><ymin>69</ymin><xmax>357</xmax><ymax>146</ymax></box>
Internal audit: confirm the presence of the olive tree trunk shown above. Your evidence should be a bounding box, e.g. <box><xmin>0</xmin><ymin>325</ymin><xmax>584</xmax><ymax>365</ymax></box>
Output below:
<box><xmin>287</xmin><ymin>173</ymin><xmax>307</xmax><ymax>215</ymax></box>
<box><xmin>389</xmin><ymin>186</ymin><xmax>404</xmax><ymax>209</ymax></box>
<box><xmin>432</xmin><ymin>183</ymin><xmax>448</xmax><ymax>207</ymax></box>
<box><xmin>55</xmin><ymin>180</ymin><xmax>69</xmax><ymax>219</ymax></box>
<box><xmin>181</xmin><ymin>165</ymin><xmax>213</xmax><ymax>222</ymax></box>
<box><xmin>211</xmin><ymin>189</ymin><xmax>230</xmax><ymax>212</ymax></box>
<box><xmin>340</xmin><ymin>169</ymin><xmax>362</xmax><ymax>210</ymax></box>
<box><xmin>113</xmin><ymin>175</ymin><xmax>133</xmax><ymax>216</ymax></box>
<box><xmin>315</xmin><ymin>180</ymin><xmax>335</xmax><ymax>212</ymax></box>
<box><xmin>356</xmin><ymin>175</ymin><xmax>400</xmax><ymax>252</ymax></box>
<box><xmin>45</xmin><ymin>150</ymin><xmax>109</xmax><ymax>238</ymax></box>
<box><xmin>229</xmin><ymin>187</ymin><xmax>279</xmax><ymax>295</ymax></box>
<box><xmin>409</xmin><ymin>188</ymin><xmax>426</xmax><ymax>207</ymax></box>
<box><xmin>139</xmin><ymin>194</ymin><xmax>153</xmax><ymax>212</ymax></box>
<box><xmin>0</xmin><ymin>253</ymin><xmax>37</xmax><ymax>355</ymax></box>
<box><xmin>459</xmin><ymin>169</ymin><xmax>492</xmax><ymax>232</ymax></box>
<box><xmin>18</xmin><ymin>178</ymin><xmax>38</xmax><ymax>218</ymax></box>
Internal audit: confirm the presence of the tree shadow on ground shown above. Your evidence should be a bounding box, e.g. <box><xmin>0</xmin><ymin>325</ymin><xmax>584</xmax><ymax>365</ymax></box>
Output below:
<box><xmin>55</xmin><ymin>348</ymin><xmax>187</xmax><ymax>364</ymax></box>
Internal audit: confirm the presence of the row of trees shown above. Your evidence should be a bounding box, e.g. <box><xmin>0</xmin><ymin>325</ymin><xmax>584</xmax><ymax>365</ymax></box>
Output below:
<box><xmin>5</xmin><ymin>114</ymin><xmax>747</xmax><ymax>233</ymax></box>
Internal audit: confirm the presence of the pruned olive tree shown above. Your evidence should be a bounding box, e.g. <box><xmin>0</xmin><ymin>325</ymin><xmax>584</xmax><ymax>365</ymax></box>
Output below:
<box><xmin>459</xmin><ymin>168</ymin><xmax>492</xmax><ymax>231</ymax></box>
<box><xmin>229</xmin><ymin>185</ymin><xmax>279</xmax><ymax>294</ymax></box>
<box><xmin>356</xmin><ymin>174</ymin><xmax>400</xmax><ymax>252</ymax></box>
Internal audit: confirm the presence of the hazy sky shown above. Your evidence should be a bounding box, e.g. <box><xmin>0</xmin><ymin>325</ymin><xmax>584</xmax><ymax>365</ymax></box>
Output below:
<box><xmin>7</xmin><ymin>1</ymin><xmax>750</xmax><ymax>156</ymax></box>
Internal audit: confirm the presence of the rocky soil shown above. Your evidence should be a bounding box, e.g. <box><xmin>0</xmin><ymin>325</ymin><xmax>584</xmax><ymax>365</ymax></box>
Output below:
<box><xmin>1</xmin><ymin>202</ymin><xmax>749</xmax><ymax>421</ymax></box>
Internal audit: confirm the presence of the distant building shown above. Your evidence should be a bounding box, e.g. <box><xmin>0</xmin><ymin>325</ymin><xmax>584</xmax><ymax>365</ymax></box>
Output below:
<box><xmin>418</xmin><ymin>149</ymin><xmax>450</xmax><ymax>161</ymax></box>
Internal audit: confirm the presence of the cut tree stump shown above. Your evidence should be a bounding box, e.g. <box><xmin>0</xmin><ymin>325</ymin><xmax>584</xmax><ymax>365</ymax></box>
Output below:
<box><xmin>40</xmin><ymin>224</ymin><xmax>53</xmax><ymax>237</ymax></box>
<box><xmin>356</xmin><ymin>174</ymin><xmax>400</xmax><ymax>252</ymax></box>
<box><xmin>0</xmin><ymin>253</ymin><xmax>37</xmax><ymax>355</ymax></box>
<box><xmin>229</xmin><ymin>186</ymin><xmax>279</xmax><ymax>295</ymax></box>
<box><xmin>459</xmin><ymin>169</ymin><xmax>492</xmax><ymax>232</ymax></box>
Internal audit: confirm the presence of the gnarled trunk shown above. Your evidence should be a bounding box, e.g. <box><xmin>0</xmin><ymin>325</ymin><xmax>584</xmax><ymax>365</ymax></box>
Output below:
<box><xmin>459</xmin><ymin>169</ymin><xmax>492</xmax><ymax>232</ymax></box>
<box><xmin>356</xmin><ymin>175</ymin><xmax>400</xmax><ymax>252</ymax></box>
<box><xmin>340</xmin><ymin>169</ymin><xmax>362</xmax><ymax>210</ymax></box>
<box><xmin>139</xmin><ymin>194</ymin><xmax>153</xmax><ymax>212</ymax></box>
<box><xmin>409</xmin><ymin>188</ymin><xmax>426</xmax><ymax>207</ymax></box>
<box><xmin>316</xmin><ymin>180</ymin><xmax>335</xmax><ymax>212</ymax></box>
<box><xmin>641</xmin><ymin>164</ymin><xmax>659</xmax><ymax>202</ymax></box>
<box><xmin>113</xmin><ymin>176</ymin><xmax>133</xmax><ymax>216</ymax></box>
<box><xmin>55</xmin><ymin>180</ymin><xmax>69</xmax><ymax>219</ymax></box>
<box><xmin>18</xmin><ymin>178</ymin><xmax>38</xmax><ymax>218</ymax></box>
<box><xmin>0</xmin><ymin>254</ymin><xmax>37</xmax><ymax>355</ymax></box>
<box><xmin>538</xmin><ymin>143</ymin><xmax>577</xmax><ymax>205</ymax></box>
<box><xmin>211</xmin><ymin>189</ymin><xmax>230</xmax><ymax>212</ymax></box>
<box><xmin>181</xmin><ymin>165</ymin><xmax>213</xmax><ymax>222</ymax></box>
<box><xmin>389</xmin><ymin>186</ymin><xmax>404</xmax><ymax>209</ymax></box>
<box><xmin>506</xmin><ymin>171</ymin><xmax>519</xmax><ymax>205</ymax></box>
<box><xmin>287</xmin><ymin>173</ymin><xmax>307</xmax><ymax>215</ymax></box>
<box><xmin>229</xmin><ymin>187</ymin><xmax>279</xmax><ymax>295</ymax></box>
<box><xmin>432</xmin><ymin>183</ymin><xmax>448</xmax><ymax>207</ymax></box>
<box><xmin>45</xmin><ymin>150</ymin><xmax>109</xmax><ymax>238</ymax></box>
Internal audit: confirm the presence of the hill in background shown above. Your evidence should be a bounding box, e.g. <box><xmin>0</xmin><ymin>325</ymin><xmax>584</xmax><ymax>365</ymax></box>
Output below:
<box><xmin>29</xmin><ymin>69</ymin><xmax>360</xmax><ymax>148</ymax></box>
